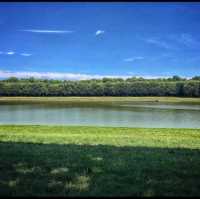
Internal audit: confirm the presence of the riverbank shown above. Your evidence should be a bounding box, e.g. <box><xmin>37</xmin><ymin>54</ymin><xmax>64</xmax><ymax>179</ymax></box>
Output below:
<box><xmin>0</xmin><ymin>125</ymin><xmax>200</xmax><ymax>196</ymax></box>
<box><xmin>0</xmin><ymin>96</ymin><xmax>200</xmax><ymax>105</ymax></box>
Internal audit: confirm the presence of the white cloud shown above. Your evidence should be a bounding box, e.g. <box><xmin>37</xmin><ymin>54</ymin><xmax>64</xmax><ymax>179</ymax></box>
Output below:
<box><xmin>0</xmin><ymin>51</ymin><xmax>32</xmax><ymax>56</ymax></box>
<box><xmin>124</xmin><ymin>56</ymin><xmax>144</xmax><ymax>62</ymax></box>
<box><xmin>0</xmin><ymin>70</ymin><xmax>192</xmax><ymax>80</ymax></box>
<box><xmin>95</xmin><ymin>30</ymin><xmax>105</xmax><ymax>36</ymax></box>
<box><xmin>145</xmin><ymin>38</ymin><xmax>170</xmax><ymax>49</ymax></box>
<box><xmin>6</xmin><ymin>51</ymin><xmax>15</xmax><ymax>55</ymax></box>
<box><xmin>20</xmin><ymin>53</ymin><xmax>32</xmax><ymax>57</ymax></box>
<box><xmin>176</xmin><ymin>33</ymin><xmax>200</xmax><ymax>48</ymax></box>
<box><xmin>0</xmin><ymin>70</ymin><xmax>131</xmax><ymax>80</ymax></box>
<box><xmin>21</xmin><ymin>29</ymin><xmax>74</xmax><ymax>34</ymax></box>
<box><xmin>127</xmin><ymin>73</ymin><xmax>169</xmax><ymax>79</ymax></box>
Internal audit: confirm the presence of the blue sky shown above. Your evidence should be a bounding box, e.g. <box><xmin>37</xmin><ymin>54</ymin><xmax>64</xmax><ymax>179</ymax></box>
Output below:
<box><xmin>0</xmin><ymin>2</ymin><xmax>200</xmax><ymax>80</ymax></box>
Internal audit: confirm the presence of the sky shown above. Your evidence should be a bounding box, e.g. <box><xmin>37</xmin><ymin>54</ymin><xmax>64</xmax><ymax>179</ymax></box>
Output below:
<box><xmin>0</xmin><ymin>2</ymin><xmax>200</xmax><ymax>80</ymax></box>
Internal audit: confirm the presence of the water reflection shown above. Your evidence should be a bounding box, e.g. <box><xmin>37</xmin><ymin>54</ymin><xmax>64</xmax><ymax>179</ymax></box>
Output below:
<box><xmin>0</xmin><ymin>103</ymin><xmax>199</xmax><ymax>128</ymax></box>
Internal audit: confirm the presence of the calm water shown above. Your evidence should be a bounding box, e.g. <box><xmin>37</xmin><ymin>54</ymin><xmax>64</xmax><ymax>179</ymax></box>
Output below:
<box><xmin>0</xmin><ymin>102</ymin><xmax>200</xmax><ymax>128</ymax></box>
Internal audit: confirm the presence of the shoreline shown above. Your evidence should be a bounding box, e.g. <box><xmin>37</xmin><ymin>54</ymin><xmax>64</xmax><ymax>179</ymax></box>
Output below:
<box><xmin>0</xmin><ymin>96</ymin><xmax>200</xmax><ymax>104</ymax></box>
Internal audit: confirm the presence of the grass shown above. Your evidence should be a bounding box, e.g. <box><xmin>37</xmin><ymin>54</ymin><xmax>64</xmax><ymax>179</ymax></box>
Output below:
<box><xmin>0</xmin><ymin>125</ymin><xmax>200</xmax><ymax>196</ymax></box>
<box><xmin>0</xmin><ymin>96</ymin><xmax>200</xmax><ymax>105</ymax></box>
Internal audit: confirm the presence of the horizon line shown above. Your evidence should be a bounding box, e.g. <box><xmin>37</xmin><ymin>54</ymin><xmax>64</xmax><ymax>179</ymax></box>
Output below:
<box><xmin>0</xmin><ymin>70</ymin><xmax>193</xmax><ymax>80</ymax></box>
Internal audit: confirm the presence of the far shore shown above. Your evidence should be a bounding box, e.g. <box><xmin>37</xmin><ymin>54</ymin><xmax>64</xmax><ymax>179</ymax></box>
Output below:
<box><xmin>0</xmin><ymin>96</ymin><xmax>200</xmax><ymax>104</ymax></box>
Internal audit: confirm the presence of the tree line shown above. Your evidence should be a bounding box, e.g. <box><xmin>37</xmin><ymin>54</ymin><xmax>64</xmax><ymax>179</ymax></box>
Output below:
<box><xmin>0</xmin><ymin>76</ymin><xmax>200</xmax><ymax>97</ymax></box>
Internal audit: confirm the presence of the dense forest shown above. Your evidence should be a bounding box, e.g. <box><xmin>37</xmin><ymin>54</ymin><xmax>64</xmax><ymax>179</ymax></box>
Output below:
<box><xmin>0</xmin><ymin>76</ymin><xmax>200</xmax><ymax>97</ymax></box>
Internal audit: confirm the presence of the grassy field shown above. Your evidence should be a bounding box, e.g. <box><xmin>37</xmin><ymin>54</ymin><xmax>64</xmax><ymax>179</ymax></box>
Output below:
<box><xmin>0</xmin><ymin>125</ymin><xmax>200</xmax><ymax>196</ymax></box>
<box><xmin>0</xmin><ymin>96</ymin><xmax>200</xmax><ymax>105</ymax></box>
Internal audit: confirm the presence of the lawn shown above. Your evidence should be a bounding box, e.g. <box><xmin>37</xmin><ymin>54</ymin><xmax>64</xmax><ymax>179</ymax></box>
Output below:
<box><xmin>0</xmin><ymin>125</ymin><xmax>200</xmax><ymax>196</ymax></box>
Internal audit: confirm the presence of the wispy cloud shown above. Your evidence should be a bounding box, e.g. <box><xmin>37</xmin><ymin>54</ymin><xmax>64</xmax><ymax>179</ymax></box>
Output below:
<box><xmin>175</xmin><ymin>33</ymin><xmax>200</xmax><ymax>48</ymax></box>
<box><xmin>95</xmin><ymin>30</ymin><xmax>105</xmax><ymax>36</ymax></box>
<box><xmin>0</xmin><ymin>51</ymin><xmax>32</xmax><ymax>56</ymax></box>
<box><xmin>21</xmin><ymin>29</ymin><xmax>74</xmax><ymax>34</ymax></box>
<box><xmin>20</xmin><ymin>53</ymin><xmax>32</xmax><ymax>57</ymax></box>
<box><xmin>124</xmin><ymin>56</ymin><xmax>144</xmax><ymax>62</ymax></box>
<box><xmin>0</xmin><ymin>70</ymin><xmax>131</xmax><ymax>80</ymax></box>
<box><xmin>146</xmin><ymin>34</ymin><xmax>200</xmax><ymax>51</ymax></box>
<box><xmin>6</xmin><ymin>51</ymin><xmax>15</xmax><ymax>55</ymax></box>
<box><xmin>145</xmin><ymin>38</ymin><xmax>170</xmax><ymax>49</ymax></box>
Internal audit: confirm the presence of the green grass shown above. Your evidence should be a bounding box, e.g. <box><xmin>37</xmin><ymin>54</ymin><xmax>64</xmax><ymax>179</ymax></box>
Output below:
<box><xmin>1</xmin><ymin>96</ymin><xmax>200</xmax><ymax>105</ymax></box>
<box><xmin>0</xmin><ymin>125</ymin><xmax>200</xmax><ymax>196</ymax></box>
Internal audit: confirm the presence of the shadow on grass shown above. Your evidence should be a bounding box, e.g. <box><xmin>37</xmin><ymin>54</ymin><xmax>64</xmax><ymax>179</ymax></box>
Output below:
<box><xmin>0</xmin><ymin>142</ymin><xmax>200</xmax><ymax>196</ymax></box>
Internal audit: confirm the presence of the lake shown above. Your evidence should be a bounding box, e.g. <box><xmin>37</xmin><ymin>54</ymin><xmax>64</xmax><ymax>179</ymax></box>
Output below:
<box><xmin>0</xmin><ymin>102</ymin><xmax>200</xmax><ymax>128</ymax></box>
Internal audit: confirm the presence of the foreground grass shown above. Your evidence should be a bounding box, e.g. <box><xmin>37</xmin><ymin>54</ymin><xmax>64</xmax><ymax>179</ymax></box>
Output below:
<box><xmin>0</xmin><ymin>96</ymin><xmax>200</xmax><ymax>105</ymax></box>
<box><xmin>0</xmin><ymin>125</ymin><xmax>200</xmax><ymax>196</ymax></box>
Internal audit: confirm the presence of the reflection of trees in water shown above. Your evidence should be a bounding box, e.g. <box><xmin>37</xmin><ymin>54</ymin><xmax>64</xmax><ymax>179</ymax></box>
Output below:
<box><xmin>0</xmin><ymin>103</ymin><xmax>200</xmax><ymax>128</ymax></box>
